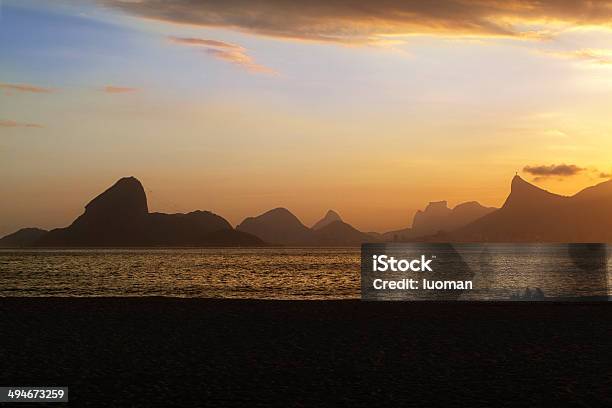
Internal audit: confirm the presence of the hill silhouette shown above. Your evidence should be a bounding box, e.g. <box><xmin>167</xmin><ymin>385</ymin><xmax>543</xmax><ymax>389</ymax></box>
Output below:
<box><xmin>312</xmin><ymin>210</ymin><xmax>342</xmax><ymax>230</ymax></box>
<box><xmin>237</xmin><ymin>208</ymin><xmax>377</xmax><ymax>246</ymax></box>
<box><xmin>34</xmin><ymin>177</ymin><xmax>263</xmax><ymax>247</ymax></box>
<box><xmin>447</xmin><ymin>175</ymin><xmax>612</xmax><ymax>242</ymax></box>
<box><xmin>383</xmin><ymin>200</ymin><xmax>496</xmax><ymax>241</ymax></box>
<box><xmin>236</xmin><ymin>208</ymin><xmax>313</xmax><ymax>245</ymax></box>
<box><xmin>5</xmin><ymin>174</ymin><xmax>612</xmax><ymax>246</ymax></box>
<box><xmin>312</xmin><ymin>220</ymin><xmax>374</xmax><ymax>246</ymax></box>
<box><xmin>0</xmin><ymin>228</ymin><xmax>48</xmax><ymax>247</ymax></box>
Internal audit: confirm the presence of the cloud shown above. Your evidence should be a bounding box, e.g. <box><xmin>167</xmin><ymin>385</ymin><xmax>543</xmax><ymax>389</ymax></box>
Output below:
<box><xmin>0</xmin><ymin>83</ymin><xmax>53</xmax><ymax>94</ymax></box>
<box><xmin>0</xmin><ymin>120</ymin><xmax>43</xmax><ymax>128</ymax></box>
<box><xmin>168</xmin><ymin>36</ymin><xmax>276</xmax><ymax>74</ymax></box>
<box><xmin>544</xmin><ymin>49</ymin><xmax>612</xmax><ymax>65</ymax></box>
<box><xmin>523</xmin><ymin>164</ymin><xmax>585</xmax><ymax>179</ymax></box>
<box><xmin>101</xmin><ymin>0</ymin><xmax>612</xmax><ymax>44</ymax></box>
<box><xmin>599</xmin><ymin>172</ymin><xmax>611</xmax><ymax>179</ymax></box>
<box><xmin>102</xmin><ymin>86</ymin><xmax>138</xmax><ymax>93</ymax></box>
<box><xmin>168</xmin><ymin>37</ymin><xmax>242</xmax><ymax>49</ymax></box>
<box><xmin>541</xmin><ymin>129</ymin><xmax>568</xmax><ymax>138</ymax></box>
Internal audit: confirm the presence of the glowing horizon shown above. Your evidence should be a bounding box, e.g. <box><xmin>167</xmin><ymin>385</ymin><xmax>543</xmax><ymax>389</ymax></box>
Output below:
<box><xmin>2</xmin><ymin>0</ymin><xmax>612</xmax><ymax>236</ymax></box>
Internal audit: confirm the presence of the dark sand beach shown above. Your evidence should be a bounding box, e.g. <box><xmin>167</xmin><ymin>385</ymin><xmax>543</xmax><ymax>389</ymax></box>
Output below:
<box><xmin>1</xmin><ymin>298</ymin><xmax>611</xmax><ymax>407</ymax></box>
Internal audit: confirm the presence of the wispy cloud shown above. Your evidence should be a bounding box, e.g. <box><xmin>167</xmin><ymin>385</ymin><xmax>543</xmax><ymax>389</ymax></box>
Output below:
<box><xmin>541</xmin><ymin>129</ymin><xmax>568</xmax><ymax>138</ymax></box>
<box><xmin>523</xmin><ymin>164</ymin><xmax>585</xmax><ymax>181</ymax></box>
<box><xmin>102</xmin><ymin>0</ymin><xmax>612</xmax><ymax>45</ymax></box>
<box><xmin>0</xmin><ymin>120</ymin><xmax>43</xmax><ymax>128</ymax></box>
<box><xmin>544</xmin><ymin>48</ymin><xmax>612</xmax><ymax>65</ymax></box>
<box><xmin>0</xmin><ymin>83</ymin><xmax>53</xmax><ymax>94</ymax></box>
<box><xmin>168</xmin><ymin>37</ymin><xmax>242</xmax><ymax>49</ymax></box>
<box><xmin>102</xmin><ymin>86</ymin><xmax>139</xmax><ymax>94</ymax></box>
<box><xmin>168</xmin><ymin>36</ymin><xmax>276</xmax><ymax>74</ymax></box>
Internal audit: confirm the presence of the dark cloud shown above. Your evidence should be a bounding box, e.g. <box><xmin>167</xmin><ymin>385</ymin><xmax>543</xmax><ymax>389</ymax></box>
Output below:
<box><xmin>100</xmin><ymin>0</ymin><xmax>612</xmax><ymax>44</ymax></box>
<box><xmin>168</xmin><ymin>36</ymin><xmax>276</xmax><ymax>74</ymax></box>
<box><xmin>523</xmin><ymin>164</ymin><xmax>585</xmax><ymax>178</ymax></box>
<box><xmin>0</xmin><ymin>120</ymin><xmax>43</xmax><ymax>128</ymax></box>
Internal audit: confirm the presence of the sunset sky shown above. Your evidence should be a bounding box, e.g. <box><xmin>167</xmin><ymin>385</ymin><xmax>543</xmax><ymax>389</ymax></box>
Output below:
<box><xmin>2</xmin><ymin>0</ymin><xmax>612</xmax><ymax>236</ymax></box>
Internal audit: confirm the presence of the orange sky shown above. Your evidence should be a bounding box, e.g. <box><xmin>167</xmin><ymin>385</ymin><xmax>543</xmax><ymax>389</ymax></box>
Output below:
<box><xmin>1</xmin><ymin>1</ymin><xmax>612</xmax><ymax>235</ymax></box>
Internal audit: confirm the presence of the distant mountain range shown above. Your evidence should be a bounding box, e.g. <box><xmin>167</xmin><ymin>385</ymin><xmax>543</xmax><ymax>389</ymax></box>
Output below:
<box><xmin>2</xmin><ymin>175</ymin><xmax>612</xmax><ymax>247</ymax></box>
<box><xmin>3</xmin><ymin>177</ymin><xmax>263</xmax><ymax>247</ymax></box>
<box><xmin>442</xmin><ymin>175</ymin><xmax>612</xmax><ymax>242</ymax></box>
<box><xmin>382</xmin><ymin>200</ymin><xmax>496</xmax><ymax>241</ymax></box>
<box><xmin>235</xmin><ymin>208</ymin><xmax>373</xmax><ymax>246</ymax></box>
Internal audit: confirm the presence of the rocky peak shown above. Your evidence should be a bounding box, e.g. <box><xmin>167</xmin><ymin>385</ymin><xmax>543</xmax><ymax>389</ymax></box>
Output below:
<box><xmin>503</xmin><ymin>175</ymin><xmax>563</xmax><ymax>209</ymax></box>
<box><xmin>312</xmin><ymin>210</ymin><xmax>343</xmax><ymax>230</ymax></box>
<box><xmin>83</xmin><ymin>176</ymin><xmax>148</xmax><ymax>220</ymax></box>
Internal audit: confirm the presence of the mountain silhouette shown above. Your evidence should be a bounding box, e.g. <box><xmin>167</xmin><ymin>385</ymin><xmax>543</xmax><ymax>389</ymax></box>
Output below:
<box><xmin>237</xmin><ymin>208</ymin><xmax>378</xmax><ymax>246</ymax></box>
<box><xmin>34</xmin><ymin>177</ymin><xmax>263</xmax><ymax>247</ymax></box>
<box><xmin>37</xmin><ymin>177</ymin><xmax>149</xmax><ymax>246</ymax></box>
<box><xmin>6</xmin><ymin>174</ymin><xmax>612</xmax><ymax>247</ymax></box>
<box><xmin>0</xmin><ymin>228</ymin><xmax>48</xmax><ymax>247</ymax></box>
<box><xmin>312</xmin><ymin>220</ymin><xmax>374</xmax><ymax>245</ymax></box>
<box><xmin>572</xmin><ymin>177</ymin><xmax>612</xmax><ymax>201</ymax></box>
<box><xmin>312</xmin><ymin>210</ymin><xmax>342</xmax><ymax>230</ymax></box>
<box><xmin>236</xmin><ymin>208</ymin><xmax>313</xmax><ymax>245</ymax></box>
<box><xmin>85</xmin><ymin>176</ymin><xmax>149</xmax><ymax>218</ymax></box>
<box><xmin>383</xmin><ymin>200</ymin><xmax>496</xmax><ymax>241</ymax></box>
<box><xmin>413</xmin><ymin>201</ymin><xmax>452</xmax><ymax>229</ymax></box>
<box><xmin>449</xmin><ymin>175</ymin><xmax>612</xmax><ymax>242</ymax></box>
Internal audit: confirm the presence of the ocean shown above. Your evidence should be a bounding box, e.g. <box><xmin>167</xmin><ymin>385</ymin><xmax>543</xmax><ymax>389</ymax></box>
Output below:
<box><xmin>1</xmin><ymin>246</ymin><xmax>610</xmax><ymax>300</ymax></box>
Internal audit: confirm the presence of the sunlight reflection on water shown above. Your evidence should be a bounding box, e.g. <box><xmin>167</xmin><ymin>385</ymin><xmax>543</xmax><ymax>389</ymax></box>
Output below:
<box><xmin>1</xmin><ymin>247</ymin><xmax>610</xmax><ymax>299</ymax></box>
<box><xmin>0</xmin><ymin>248</ymin><xmax>360</xmax><ymax>299</ymax></box>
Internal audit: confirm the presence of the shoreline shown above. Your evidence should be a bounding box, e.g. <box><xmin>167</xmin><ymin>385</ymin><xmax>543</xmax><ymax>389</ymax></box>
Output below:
<box><xmin>1</xmin><ymin>295</ymin><xmax>609</xmax><ymax>301</ymax></box>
